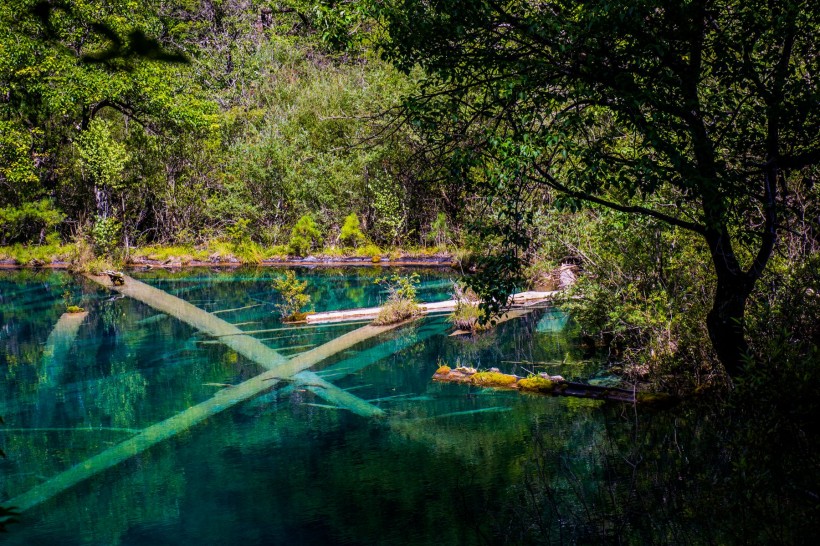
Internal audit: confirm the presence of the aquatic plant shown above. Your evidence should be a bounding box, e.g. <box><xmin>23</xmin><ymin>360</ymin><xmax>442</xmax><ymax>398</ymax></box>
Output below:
<box><xmin>273</xmin><ymin>271</ymin><xmax>312</xmax><ymax>322</ymax></box>
<box><xmin>372</xmin><ymin>273</ymin><xmax>421</xmax><ymax>325</ymax></box>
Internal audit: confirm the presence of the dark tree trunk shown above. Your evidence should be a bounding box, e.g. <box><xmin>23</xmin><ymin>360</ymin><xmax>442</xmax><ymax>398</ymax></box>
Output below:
<box><xmin>706</xmin><ymin>273</ymin><xmax>754</xmax><ymax>378</ymax></box>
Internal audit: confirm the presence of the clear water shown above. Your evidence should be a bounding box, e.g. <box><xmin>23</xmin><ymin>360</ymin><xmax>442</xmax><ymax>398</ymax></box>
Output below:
<box><xmin>0</xmin><ymin>267</ymin><xmax>816</xmax><ymax>544</ymax></box>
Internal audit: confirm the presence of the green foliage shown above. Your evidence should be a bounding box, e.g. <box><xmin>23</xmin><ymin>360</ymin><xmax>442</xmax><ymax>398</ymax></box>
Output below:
<box><xmin>0</xmin><ymin>120</ymin><xmax>39</xmax><ymax>199</ymax></box>
<box><xmin>75</xmin><ymin>119</ymin><xmax>130</xmax><ymax>190</ymax></box>
<box><xmin>339</xmin><ymin>213</ymin><xmax>366</xmax><ymax>248</ymax></box>
<box><xmin>373</xmin><ymin>272</ymin><xmax>421</xmax><ymax>325</ymax></box>
<box><xmin>368</xmin><ymin>173</ymin><xmax>406</xmax><ymax>245</ymax></box>
<box><xmin>545</xmin><ymin>207</ymin><xmax>717</xmax><ymax>391</ymax></box>
<box><xmin>448</xmin><ymin>302</ymin><xmax>487</xmax><ymax>332</ymax></box>
<box><xmin>379</xmin><ymin>272</ymin><xmax>419</xmax><ymax>302</ymax></box>
<box><xmin>372</xmin><ymin>0</ymin><xmax>820</xmax><ymax>376</ymax></box>
<box><xmin>272</xmin><ymin>270</ymin><xmax>311</xmax><ymax>321</ymax></box>
<box><xmin>427</xmin><ymin>212</ymin><xmax>451</xmax><ymax>248</ymax></box>
<box><xmin>91</xmin><ymin>216</ymin><xmax>122</xmax><ymax>256</ymax></box>
<box><xmin>287</xmin><ymin>214</ymin><xmax>322</xmax><ymax>257</ymax></box>
<box><xmin>0</xmin><ymin>199</ymin><xmax>64</xmax><ymax>245</ymax></box>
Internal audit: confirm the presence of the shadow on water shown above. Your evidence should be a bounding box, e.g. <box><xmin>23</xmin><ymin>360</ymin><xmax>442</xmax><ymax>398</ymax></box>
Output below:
<box><xmin>488</xmin><ymin>395</ymin><xmax>820</xmax><ymax>545</ymax></box>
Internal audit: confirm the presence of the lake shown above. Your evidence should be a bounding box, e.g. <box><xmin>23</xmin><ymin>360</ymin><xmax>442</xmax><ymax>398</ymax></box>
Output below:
<box><xmin>0</xmin><ymin>267</ymin><xmax>815</xmax><ymax>544</ymax></box>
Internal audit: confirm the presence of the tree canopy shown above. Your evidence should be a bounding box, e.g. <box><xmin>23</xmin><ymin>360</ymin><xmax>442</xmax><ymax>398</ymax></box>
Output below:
<box><xmin>372</xmin><ymin>0</ymin><xmax>820</xmax><ymax>375</ymax></box>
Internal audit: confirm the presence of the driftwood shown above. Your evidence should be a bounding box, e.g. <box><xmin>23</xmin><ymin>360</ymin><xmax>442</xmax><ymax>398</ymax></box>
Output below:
<box><xmin>432</xmin><ymin>367</ymin><xmax>640</xmax><ymax>404</ymax></box>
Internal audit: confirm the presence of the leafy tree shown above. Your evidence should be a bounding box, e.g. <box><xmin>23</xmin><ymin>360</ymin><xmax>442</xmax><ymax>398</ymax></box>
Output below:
<box><xmin>373</xmin><ymin>0</ymin><xmax>820</xmax><ymax>376</ymax></box>
<box><xmin>0</xmin><ymin>0</ymin><xmax>215</xmax><ymax>242</ymax></box>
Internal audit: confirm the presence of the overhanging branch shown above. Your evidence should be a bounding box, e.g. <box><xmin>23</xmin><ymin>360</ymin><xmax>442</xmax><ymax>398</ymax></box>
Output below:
<box><xmin>531</xmin><ymin>164</ymin><xmax>706</xmax><ymax>234</ymax></box>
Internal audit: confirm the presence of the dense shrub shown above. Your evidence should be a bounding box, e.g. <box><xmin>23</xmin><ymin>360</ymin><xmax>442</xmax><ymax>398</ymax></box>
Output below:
<box><xmin>339</xmin><ymin>213</ymin><xmax>366</xmax><ymax>247</ymax></box>
<box><xmin>287</xmin><ymin>215</ymin><xmax>321</xmax><ymax>257</ymax></box>
<box><xmin>272</xmin><ymin>271</ymin><xmax>312</xmax><ymax>321</ymax></box>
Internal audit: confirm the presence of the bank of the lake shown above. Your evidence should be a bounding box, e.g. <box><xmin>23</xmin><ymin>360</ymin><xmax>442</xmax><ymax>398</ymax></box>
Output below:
<box><xmin>0</xmin><ymin>243</ymin><xmax>457</xmax><ymax>269</ymax></box>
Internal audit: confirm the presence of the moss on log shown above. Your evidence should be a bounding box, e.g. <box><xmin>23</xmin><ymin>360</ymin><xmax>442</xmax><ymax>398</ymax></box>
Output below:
<box><xmin>432</xmin><ymin>367</ymin><xmax>649</xmax><ymax>404</ymax></box>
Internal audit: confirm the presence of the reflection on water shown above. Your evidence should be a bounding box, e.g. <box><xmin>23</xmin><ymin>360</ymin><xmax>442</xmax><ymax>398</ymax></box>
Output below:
<box><xmin>0</xmin><ymin>267</ymin><xmax>817</xmax><ymax>544</ymax></box>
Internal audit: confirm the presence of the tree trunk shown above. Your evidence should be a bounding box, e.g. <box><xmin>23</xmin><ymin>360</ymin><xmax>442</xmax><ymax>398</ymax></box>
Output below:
<box><xmin>703</xmin><ymin>221</ymin><xmax>761</xmax><ymax>378</ymax></box>
<box><xmin>706</xmin><ymin>274</ymin><xmax>754</xmax><ymax>378</ymax></box>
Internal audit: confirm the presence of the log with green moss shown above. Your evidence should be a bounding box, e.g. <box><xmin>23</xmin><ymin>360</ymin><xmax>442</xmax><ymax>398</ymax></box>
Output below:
<box><xmin>432</xmin><ymin>366</ymin><xmax>660</xmax><ymax>404</ymax></box>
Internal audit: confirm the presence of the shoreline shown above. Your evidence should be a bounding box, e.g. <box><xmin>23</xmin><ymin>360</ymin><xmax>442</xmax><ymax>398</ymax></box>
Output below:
<box><xmin>0</xmin><ymin>253</ymin><xmax>458</xmax><ymax>270</ymax></box>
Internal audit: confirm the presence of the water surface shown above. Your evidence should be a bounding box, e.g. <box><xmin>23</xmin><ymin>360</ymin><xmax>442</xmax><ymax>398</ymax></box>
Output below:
<box><xmin>0</xmin><ymin>267</ymin><xmax>815</xmax><ymax>544</ymax></box>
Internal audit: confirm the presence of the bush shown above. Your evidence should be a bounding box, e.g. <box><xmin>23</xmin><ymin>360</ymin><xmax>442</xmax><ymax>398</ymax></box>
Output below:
<box><xmin>287</xmin><ymin>215</ymin><xmax>321</xmax><ymax>257</ymax></box>
<box><xmin>427</xmin><ymin>212</ymin><xmax>452</xmax><ymax>248</ymax></box>
<box><xmin>448</xmin><ymin>281</ymin><xmax>489</xmax><ymax>331</ymax></box>
<box><xmin>372</xmin><ymin>273</ymin><xmax>422</xmax><ymax>325</ymax></box>
<box><xmin>0</xmin><ymin>199</ymin><xmax>64</xmax><ymax>245</ymax></box>
<box><xmin>449</xmin><ymin>301</ymin><xmax>487</xmax><ymax>331</ymax></box>
<box><xmin>339</xmin><ymin>213</ymin><xmax>366</xmax><ymax>247</ymax></box>
<box><xmin>91</xmin><ymin>216</ymin><xmax>122</xmax><ymax>256</ymax></box>
<box><xmin>273</xmin><ymin>270</ymin><xmax>312</xmax><ymax>321</ymax></box>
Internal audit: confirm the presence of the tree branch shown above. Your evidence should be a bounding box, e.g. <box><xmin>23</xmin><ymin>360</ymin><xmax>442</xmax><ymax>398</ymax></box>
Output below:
<box><xmin>531</xmin><ymin>164</ymin><xmax>706</xmax><ymax>234</ymax></box>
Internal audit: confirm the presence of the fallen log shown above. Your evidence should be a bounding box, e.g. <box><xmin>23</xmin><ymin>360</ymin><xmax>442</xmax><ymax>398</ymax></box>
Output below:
<box><xmin>7</xmin><ymin>310</ymin><xmax>406</xmax><ymax>513</ymax></box>
<box><xmin>306</xmin><ymin>291</ymin><xmax>558</xmax><ymax>325</ymax></box>
<box><xmin>4</xmin><ymin>274</ymin><xmax>421</xmax><ymax>513</ymax></box>
<box><xmin>432</xmin><ymin>366</ymin><xmax>646</xmax><ymax>404</ymax></box>
<box><xmin>41</xmin><ymin>311</ymin><xmax>88</xmax><ymax>385</ymax></box>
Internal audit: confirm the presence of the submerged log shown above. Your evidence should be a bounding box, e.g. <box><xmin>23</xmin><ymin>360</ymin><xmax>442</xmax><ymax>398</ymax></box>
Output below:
<box><xmin>41</xmin><ymin>311</ymin><xmax>88</xmax><ymax>385</ymax></box>
<box><xmin>8</xmin><ymin>311</ymin><xmax>408</xmax><ymax>512</ymax></box>
<box><xmin>432</xmin><ymin>367</ymin><xmax>640</xmax><ymax>404</ymax></box>
<box><xmin>6</xmin><ymin>274</ymin><xmax>423</xmax><ymax>513</ymax></box>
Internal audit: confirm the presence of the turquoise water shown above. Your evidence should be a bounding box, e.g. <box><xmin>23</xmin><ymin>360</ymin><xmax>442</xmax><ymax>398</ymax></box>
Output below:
<box><xmin>0</xmin><ymin>267</ymin><xmax>816</xmax><ymax>544</ymax></box>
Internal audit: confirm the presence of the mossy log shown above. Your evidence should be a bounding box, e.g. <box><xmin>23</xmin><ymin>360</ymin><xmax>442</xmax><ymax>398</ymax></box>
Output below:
<box><xmin>432</xmin><ymin>367</ymin><xmax>643</xmax><ymax>404</ymax></box>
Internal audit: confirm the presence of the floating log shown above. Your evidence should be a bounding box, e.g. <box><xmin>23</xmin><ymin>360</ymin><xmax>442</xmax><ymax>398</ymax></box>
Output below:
<box><xmin>432</xmin><ymin>367</ymin><xmax>638</xmax><ymax>403</ymax></box>
<box><xmin>306</xmin><ymin>291</ymin><xmax>558</xmax><ymax>325</ymax></box>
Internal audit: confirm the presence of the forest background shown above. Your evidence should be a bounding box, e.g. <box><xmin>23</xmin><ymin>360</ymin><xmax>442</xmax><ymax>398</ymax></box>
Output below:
<box><xmin>1</xmin><ymin>0</ymin><xmax>818</xmax><ymax>396</ymax></box>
